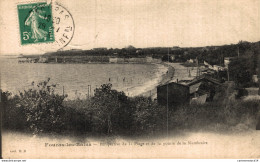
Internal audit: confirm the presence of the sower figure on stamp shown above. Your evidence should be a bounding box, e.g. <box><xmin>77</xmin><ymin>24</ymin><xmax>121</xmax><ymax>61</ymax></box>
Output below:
<box><xmin>25</xmin><ymin>6</ymin><xmax>48</xmax><ymax>42</ymax></box>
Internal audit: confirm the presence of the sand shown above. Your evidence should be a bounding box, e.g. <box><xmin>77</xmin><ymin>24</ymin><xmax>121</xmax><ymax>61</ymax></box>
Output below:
<box><xmin>137</xmin><ymin>62</ymin><xmax>198</xmax><ymax>98</ymax></box>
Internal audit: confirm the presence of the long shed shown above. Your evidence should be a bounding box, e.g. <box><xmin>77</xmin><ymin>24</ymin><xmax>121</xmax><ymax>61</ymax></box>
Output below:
<box><xmin>157</xmin><ymin>82</ymin><xmax>190</xmax><ymax>108</ymax></box>
<box><xmin>157</xmin><ymin>75</ymin><xmax>223</xmax><ymax>108</ymax></box>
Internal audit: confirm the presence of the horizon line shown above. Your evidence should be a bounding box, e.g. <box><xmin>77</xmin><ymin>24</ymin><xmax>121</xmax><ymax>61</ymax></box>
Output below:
<box><xmin>1</xmin><ymin>39</ymin><xmax>259</xmax><ymax>56</ymax></box>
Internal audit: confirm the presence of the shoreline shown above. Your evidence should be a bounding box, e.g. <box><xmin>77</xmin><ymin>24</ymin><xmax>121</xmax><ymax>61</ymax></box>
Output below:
<box><xmin>135</xmin><ymin>62</ymin><xmax>175</xmax><ymax>99</ymax></box>
<box><xmin>136</xmin><ymin>62</ymin><xmax>198</xmax><ymax>99</ymax></box>
<box><xmin>1</xmin><ymin>57</ymin><xmax>176</xmax><ymax>99</ymax></box>
<box><xmin>159</xmin><ymin>62</ymin><xmax>175</xmax><ymax>85</ymax></box>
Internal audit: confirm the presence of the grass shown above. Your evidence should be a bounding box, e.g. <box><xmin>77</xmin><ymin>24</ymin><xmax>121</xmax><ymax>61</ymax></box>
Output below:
<box><xmin>169</xmin><ymin>99</ymin><xmax>260</xmax><ymax>132</ymax></box>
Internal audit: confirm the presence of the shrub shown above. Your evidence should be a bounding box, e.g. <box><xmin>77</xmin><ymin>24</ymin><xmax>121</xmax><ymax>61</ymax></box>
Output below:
<box><xmin>17</xmin><ymin>78</ymin><xmax>67</xmax><ymax>134</ymax></box>
<box><xmin>1</xmin><ymin>91</ymin><xmax>27</xmax><ymax>131</ymax></box>
<box><xmin>3</xmin><ymin>80</ymin><xmax>259</xmax><ymax>136</ymax></box>
<box><xmin>130</xmin><ymin>96</ymin><xmax>167</xmax><ymax>135</ymax></box>
<box><xmin>169</xmin><ymin>99</ymin><xmax>260</xmax><ymax>131</ymax></box>
<box><xmin>169</xmin><ymin>102</ymin><xmax>225</xmax><ymax>130</ymax></box>
<box><xmin>62</xmin><ymin>106</ymin><xmax>93</xmax><ymax>134</ymax></box>
<box><xmin>228</xmin><ymin>56</ymin><xmax>256</xmax><ymax>88</ymax></box>
<box><xmin>236</xmin><ymin>88</ymin><xmax>248</xmax><ymax>99</ymax></box>
<box><xmin>89</xmin><ymin>83</ymin><xmax>131</xmax><ymax>135</ymax></box>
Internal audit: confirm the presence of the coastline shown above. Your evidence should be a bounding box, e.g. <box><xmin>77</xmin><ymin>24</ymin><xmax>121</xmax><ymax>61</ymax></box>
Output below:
<box><xmin>135</xmin><ymin>62</ymin><xmax>198</xmax><ymax>99</ymax></box>
<box><xmin>1</xmin><ymin>57</ymin><xmax>187</xmax><ymax>99</ymax></box>
<box><xmin>130</xmin><ymin>62</ymin><xmax>175</xmax><ymax>98</ymax></box>
<box><xmin>159</xmin><ymin>62</ymin><xmax>175</xmax><ymax>85</ymax></box>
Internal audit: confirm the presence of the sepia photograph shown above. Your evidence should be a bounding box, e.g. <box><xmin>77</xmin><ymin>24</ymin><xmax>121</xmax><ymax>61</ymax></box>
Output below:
<box><xmin>0</xmin><ymin>0</ymin><xmax>260</xmax><ymax>159</ymax></box>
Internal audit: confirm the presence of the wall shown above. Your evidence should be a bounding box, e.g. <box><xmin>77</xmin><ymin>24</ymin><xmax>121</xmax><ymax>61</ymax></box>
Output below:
<box><xmin>157</xmin><ymin>82</ymin><xmax>190</xmax><ymax>108</ymax></box>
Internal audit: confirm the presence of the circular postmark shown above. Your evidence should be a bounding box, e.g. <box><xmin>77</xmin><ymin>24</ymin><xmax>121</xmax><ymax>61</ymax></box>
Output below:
<box><xmin>18</xmin><ymin>2</ymin><xmax>75</xmax><ymax>52</ymax></box>
<box><xmin>50</xmin><ymin>3</ymin><xmax>75</xmax><ymax>50</ymax></box>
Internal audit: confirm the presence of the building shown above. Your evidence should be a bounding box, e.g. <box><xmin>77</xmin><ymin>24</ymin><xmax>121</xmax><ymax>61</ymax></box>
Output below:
<box><xmin>224</xmin><ymin>57</ymin><xmax>236</xmax><ymax>68</ymax></box>
<box><xmin>157</xmin><ymin>75</ymin><xmax>222</xmax><ymax>107</ymax></box>
<box><xmin>157</xmin><ymin>82</ymin><xmax>190</xmax><ymax>107</ymax></box>
<box><xmin>38</xmin><ymin>57</ymin><xmax>48</xmax><ymax>63</ymax></box>
<box><xmin>170</xmin><ymin>55</ymin><xmax>175</xmax><ymax>61</ymax></box>
<box><xmin>213</xmin><ymin>65</ymin><xmax>225</xmax><ymax>72</ymax></box>
<box><xmin>252</xmin><ymin>75</ymin><xmax>258</xmax><ymax>83</ymax></box>
<box><xmin>171</xmin><ymin>46</ymin><xmax>180</xmax><ymax>50</ymax></box>
<box><xmin>187</xmin><ymin>59</ymin><xmax>195</xmax><ymax>63</ymax></box>
<box><xmin>93</xmin><ymin>47</ymin><xmax>107</xmax><ymax>51</ymax></box>
<box><xmin>18</xmin><ymin>55</ymin><xmax>39</xmax><ymax>63</ymax></box>
<box><xmin>146</xmin><ymin>56</ymin><xmax>153</xmax><ymax>63</ymax></box>
<box><xmin>109</xmin><ymin>57</ymin><xmax>118</xmax><ymax>63</ymax></box>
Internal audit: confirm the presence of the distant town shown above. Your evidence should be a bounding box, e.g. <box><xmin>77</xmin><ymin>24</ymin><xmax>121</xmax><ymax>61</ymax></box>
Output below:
<box><xmin>18</xmin><ymin>41</ymin><xmax>259</xmax><ymax>65</ymax></box>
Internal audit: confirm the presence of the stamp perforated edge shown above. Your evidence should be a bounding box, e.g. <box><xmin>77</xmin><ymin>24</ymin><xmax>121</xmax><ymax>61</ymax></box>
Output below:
<box><xmin>16</xmin><ymin>0</ymin><xmax>47</xmax><ymax>47</ymax></box>
<box><xmin>15</xmin><ymin>0</ymin><xmax>75</xmax><ymax>51</ymax></box>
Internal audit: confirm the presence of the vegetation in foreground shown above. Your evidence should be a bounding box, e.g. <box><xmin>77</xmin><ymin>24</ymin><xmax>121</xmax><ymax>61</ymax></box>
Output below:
<box><xmin>1</xmin><ymin>79</ymin><xmax>259</xmax><ymax>137</ymax></box>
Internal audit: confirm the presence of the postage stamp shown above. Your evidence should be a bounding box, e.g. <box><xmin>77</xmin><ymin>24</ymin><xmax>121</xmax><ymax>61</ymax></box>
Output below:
<box><xmin>17</xmin><ymin>2</ymin><xmax>55</xmax><ymax>45</ymax></box>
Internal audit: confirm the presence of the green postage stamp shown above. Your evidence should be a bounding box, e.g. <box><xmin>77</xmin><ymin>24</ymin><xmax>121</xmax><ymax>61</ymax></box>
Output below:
<box><xmin>17</xmin><ymin>2</ymin><xmax>55</xmax><ymax>45</ymax></box>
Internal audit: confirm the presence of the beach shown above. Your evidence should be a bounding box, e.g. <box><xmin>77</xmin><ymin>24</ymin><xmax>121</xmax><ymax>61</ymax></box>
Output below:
<box><xmin>138</xmin><ymin>62</ymin><xmax>198</xmax><ymax>99</ymax></box>
<box><xmin>126</xmin><ymin>63</ymin><xmax>170</xmax><ymax>97</ymax></box>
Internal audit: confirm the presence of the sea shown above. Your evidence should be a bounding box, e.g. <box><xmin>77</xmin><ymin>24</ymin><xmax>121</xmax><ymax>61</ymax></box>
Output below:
<box><xmin>0</xmin><ymin>57</ymin><xmax>168</xmax><ymax>99</ymax></box>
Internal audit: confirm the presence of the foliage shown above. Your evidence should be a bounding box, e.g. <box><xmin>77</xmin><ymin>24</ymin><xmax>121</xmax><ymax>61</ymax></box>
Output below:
<box><xmin>2</xmin><ymin>81</ymin><xmax>260</xmax><ymax>136</ymax></box>
<box><xmin>1</xmin><ymin>91</ymin><xmax>27</xmax><ymax>130</ymax></box>
<box><xmin>90</xmin><ymin>83</ymin><xmax>132</xmax><ymax>135</ymax></box>
<box><xmin>228</xmin><ymin>56</ymin><xmax>256</xmax><ymax>87</ymax></box>
<box><xmin>130</xmin><ymin>97</ymin><xmax>167</xmax><ymax>135</ymax></box>
<box><xmin>236</xmin><ymin>88</ymin><xmax>249</xmax><ymax>99</ymax></box>
<box><xmin>170</xmin><ymin>99</ymin><xmax>260</xmax><ymax>131</ymax></box>
<box><xmin>17</xmin><ymin>78</ymin><xmax>67</xmax><ymax>134</ymax></box>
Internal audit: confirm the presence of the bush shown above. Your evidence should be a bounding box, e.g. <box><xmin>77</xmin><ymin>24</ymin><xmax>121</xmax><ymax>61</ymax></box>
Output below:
<box><xmin>169</xmin><ymin>102</ymin><xmax>225</xmax><ymax>130</ymax></box>
<box><xmin>1</xmin><ymin>91</ymin><xmax>27</xmax><ymax>131</ymax></box>
<box><xmin>130</xmin><ymin>97</ymin><xmax>167</xmax><ymax>135</ymax></box>
<box><xmin>228</xmin><ymin>56</ymin><xmax>256</xmax><ymax>88</ymax></box>
<box><xmin>17</xmin><ymin>79</ymin><xmax>67</xmax><ymax>134</ymax></box>
<box><xmin>236</xmin><ymin>88</ymin><xmax>248</xmax><ymax>99</ymax></box>
<box><xmin>89</xmin><ymin>83</ymin><xmax>132</xmax><ymax>135</ymax></box>
<box><xmin>3</xmin><ymin>82</ymin><xmax>168</xmax><ymax>136</ymax></box>
<box><xmin>169</xmin><ymin>99</ymin><xmax>260</xmax><ymax>131</ymax></box>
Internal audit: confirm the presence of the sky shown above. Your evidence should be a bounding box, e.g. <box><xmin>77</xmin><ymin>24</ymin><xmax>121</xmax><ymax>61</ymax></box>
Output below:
<box><xmin>0</xmin><ymin>0</ymin><xmax>260</xmax><ymax>55</ymax></box>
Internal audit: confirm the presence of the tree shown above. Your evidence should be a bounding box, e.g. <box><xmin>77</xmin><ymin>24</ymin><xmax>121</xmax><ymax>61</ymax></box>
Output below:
<box><xmin>18</xmin><ymin>78</ymin><xmax>67</xmax><ymax>134</ymax></box>
<box><xmin>131</xmin><ymin>97</ymin><xmax>167</xmax><ymax>135</ymax></box>
<box><xmin>90</xmin><ymin>83</ymin><xmax>128</xmax><ymax>134</ymax></box>
<box><xmin>228</xmin><ymin>56</ymin><xmax>255</xmax><ymax>87</ymax></box>
<box><xmin>1</xmin><ymin>91</ymin><xmax>27</xmax><ymax>130</ymax></box>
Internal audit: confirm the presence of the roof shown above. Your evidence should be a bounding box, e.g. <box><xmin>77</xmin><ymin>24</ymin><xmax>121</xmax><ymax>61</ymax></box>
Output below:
<box><xmin>18</xmin><ymin>55</ymin><xmax>39</xmax><ymax>58</ymax></box>
<box><xmin>187</xmin><ymin>75</ymin><xmax>222</xmax><ymax>86</ymax></box>
<box><xmin>158</xmin><ymin>74</ymin><xmax>222</xmax><ymax>88</ymax></box>
<box><xmin>158</xmin><ymin>81</ymin><xmax>189</xmax><ymax>88</ymax></box>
